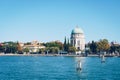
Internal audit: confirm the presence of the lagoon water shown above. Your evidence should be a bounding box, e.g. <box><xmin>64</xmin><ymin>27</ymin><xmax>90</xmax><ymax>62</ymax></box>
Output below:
<box><xmin>0</xmin><ymin>56</ymin><xmax>120</xmax><ymax>80</ymax></box>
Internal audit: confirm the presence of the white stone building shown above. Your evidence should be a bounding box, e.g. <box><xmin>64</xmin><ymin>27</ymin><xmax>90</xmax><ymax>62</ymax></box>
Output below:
<box><xmin>70</xmin><ymin>26</ymin><xmax>85</xmax><ymax>54</ymax></box>
<box><xmin>23</xmin><ymin>41</ymin><xmax>45</xmax><ymax>53</ymax></box>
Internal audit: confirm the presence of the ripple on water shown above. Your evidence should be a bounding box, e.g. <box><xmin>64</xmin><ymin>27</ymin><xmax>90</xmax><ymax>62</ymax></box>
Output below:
<box><xmin>0</xmin><ymin>56</ymin><xmax>120</xmax><ymax>80</ymax></box>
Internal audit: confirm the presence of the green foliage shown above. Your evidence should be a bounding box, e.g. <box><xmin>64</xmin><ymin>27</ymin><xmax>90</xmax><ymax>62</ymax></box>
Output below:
<box><xmin>39</xmin><ymin>48</ymin><xmax>45</xmax><ymax>54</ymax></box>
<box><xmin>89</xmin><ymin>41</ymin><xmax>97</xmax><ymax>54</ymax></box>
<box><xmin>44</xmin><ymin>41</ymin><xmax>63</xmax><ymax>50</ymax></box>
<box><xmin>3</xmin><ymin>41</ymin><xmax>18</xmax><ymax>53</ymax></box>
<box><xmin>49</xmin><ymin>47</ymin><xmax>59</xmax><ymax>53</ymax></box>
<box><xmin>24</xmin><ymin>42</ymin><xmax>31</xmax><ymax>45</ymax></box>
<box><xmin>64</xmin><ymin>37</ymin><xmax>67</xmax><ymax>51</ymax></box>
<box><xmin>68</xmin><ymin>46</ymin><xmax>76</xmax><ymax>53</ymax></box>
<box><xmin>97</xmin><ymin>39</ymin><xmax>110</xmax><ymax>52</ymax></box>
<box><xmin>43</xmin><ymin>47</ymin><xmax>59</xmax><ymax>54</ymax></box>
<box><xmin>0</xmin><ymin>44</ymin><xmax>4</xmax><ymax>52</ymax></box>
<box><xmin>23</xmin><ymin>48</ymin><xmax>29</xmax><ymax>53</ymax></box>
<box><xmin>86</xmin><ymin>39</ymin><xmax>111</xmax><ymax>54</ymax></box>
<box><xmin>64</xmin><ymin>37</ymin><xmax>72</xmax><ymax>52</ymax></box>
<box><xmin>0</xmin><ymin>39</ymin><xmax>119</xmax><ymax>55</ymax></box>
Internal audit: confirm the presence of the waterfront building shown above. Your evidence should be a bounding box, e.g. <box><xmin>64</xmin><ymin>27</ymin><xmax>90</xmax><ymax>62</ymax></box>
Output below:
<box><xmin>70</xmin><ymin>26</ymin><xmax>85</xmax><ymax>54</ymax></box>
<box><xmin>19</xmin><ymin>41</ymin><xmax>45</xmax><ymax>53</ymax></box>
<box><xmin>18</xmin><ymin>42</ymin><xmax>24</xmax><ymax>47</ymax></box>
<box><xmin>110</xmin><ymin>41</ymin><xmax>120</xmax><ymax>46</ymax></box>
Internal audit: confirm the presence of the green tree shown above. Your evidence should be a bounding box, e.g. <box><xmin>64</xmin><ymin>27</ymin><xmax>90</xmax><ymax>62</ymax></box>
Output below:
<box><xmin>44</xmin><ymin>41</ymin><xmax>63</xmax><ymax>50</ymax></box>
<box><xmin>97</xmin><ymin>39</ymin><xmax>110</xmax><ymax>52</ymax></box>
<box><xmin>90</xmin><ymin>41</ymin><xmax>97</xmax><ymax>54</ymax></box>
<box><xmin>24</xmin><ymin>42</ymin><xmax>31</xmax><ymax>45</ymax></box>
<box><xmin>3</xmin><ymin>42</ymin><xmax>17</xmax><ymax>53</ymax></box>
<box><xmin>68</xmin><ymin>46</ymin><xmax>76</xmax><ymax>53</ymax></box>
<box><xmin>0</xmin><ymin>43</ymin><xmax>4</xmax><ymax>53</ymax></box>
<box><xmin>23</xmin><ymin>48</ymin><xmax>29</xmax><ymax>54</ymax></box>
<box><xmin>67</xmin><ymin>38</ymin><xmax>70</xmax><ymax>52</ymax></box>
<box><xmin>49</xmin><ymin>47</ymin><xmax>59</xmax><ymax>54</ymax></box>
<box><xmin>39</xmin><ymin>48</ymin><xmax>45</xmax><ymax>54</ymax></box>
<box><xmin>64</xmin><ymin>36</ymin><xmax>67</xmax><ymax>51</ymax></box>
<box><xmin>64</xmin><ymin>37</ymin><xmax>71</xmax><ymax>53</ymax></box>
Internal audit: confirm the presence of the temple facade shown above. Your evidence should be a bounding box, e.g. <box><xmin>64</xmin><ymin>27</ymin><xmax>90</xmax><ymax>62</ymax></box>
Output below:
<box><xmin>70</xmin><ymin>26</ymin><xmax>85</xmax><ymax>54</ymax></box>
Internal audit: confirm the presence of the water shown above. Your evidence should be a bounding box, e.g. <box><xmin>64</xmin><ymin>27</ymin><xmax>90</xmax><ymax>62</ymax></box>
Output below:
<box><xmin>0</xmin><ymin>56</ymin><xmax>120</xmax><ymax>80</ymax></box>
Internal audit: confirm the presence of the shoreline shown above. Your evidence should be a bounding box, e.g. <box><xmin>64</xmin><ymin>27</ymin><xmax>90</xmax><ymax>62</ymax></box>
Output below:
<box><xmin>0</xmin><ymin>53</ymin><xmax>119</xmax><ymax>57</ymax></box>
<box><xmin>0</xmin><ymin>54</ymin><xmax>82</xmax><ymax>57</ymax></box>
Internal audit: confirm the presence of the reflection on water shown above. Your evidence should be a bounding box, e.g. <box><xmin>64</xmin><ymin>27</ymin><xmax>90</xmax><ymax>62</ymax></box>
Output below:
<box><xmin>76</xmin><ymin>57</ymin><xmax>120</xmax><ymax>80</ymax></box>
<box><xmin>0</xmin><ymin>56</ymin><xmax>120</xmax><ymax>80</ymax></box>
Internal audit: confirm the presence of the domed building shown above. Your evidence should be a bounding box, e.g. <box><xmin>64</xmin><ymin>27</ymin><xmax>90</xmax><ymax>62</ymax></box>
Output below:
<box><xmin>71</xmin><ymin>26</ymin><xmax>85</xmax><ymax>54</ymax></box>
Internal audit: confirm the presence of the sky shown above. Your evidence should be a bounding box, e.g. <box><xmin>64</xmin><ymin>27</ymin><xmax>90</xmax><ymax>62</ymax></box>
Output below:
<box><xmin>0</xmin><ymin>0</ymin><xmax>120</xmax><ymax>43</ymax></box>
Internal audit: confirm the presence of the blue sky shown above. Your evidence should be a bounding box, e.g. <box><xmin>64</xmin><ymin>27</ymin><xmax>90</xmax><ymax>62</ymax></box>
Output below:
<box><xmin>0</xmin><ymin>0</ymin><xmax>120</xmax><ymax>43</ymax></box>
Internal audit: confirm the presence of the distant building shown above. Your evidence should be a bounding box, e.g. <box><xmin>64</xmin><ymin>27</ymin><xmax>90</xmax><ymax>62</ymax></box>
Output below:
<box><xmin>19</xmin><ymin>41</ymin><xmax>45</xmax><ymax>53</ymax></box>
<box><xmin>70</xmin><ymin>26</ymin><xmax>85</xmax><ymax>54</ymax></box>
<box><xmin>18</xmin><ymin>42</ymin><xmax>24</xmax><ymax>47</ymax></box>
<box><xmin>111</xmin><ymin>41</ymin><xmax>120</xmax><ymax>46</ymax></box>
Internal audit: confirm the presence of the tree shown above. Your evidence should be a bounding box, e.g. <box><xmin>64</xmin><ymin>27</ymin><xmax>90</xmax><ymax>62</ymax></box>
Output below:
<box><xmin>67</xmin><ymin>38</ymin><xmax>70</xmax><ymax>52</ymax></box>
<box><xmin>24</xmin><ymin>42</ymin><xmax>31</xmax><ymax>45</ymax></box>
<box><xmin>39</xmin><ymin>48</ymin><xmax>45</xmax><ymax>54</ymax></box>
<box><xmin>3</xmin><ymin>42</ymin><xmax>17</xmax><ymax>53</ymax></box>
<box><xmin>90</xmin><ymin>41</ymin><xmax>97</xmax><ymax>54</ymax></box>
<box><xmin>23</xmin><ymin>48</ymin><xmax>29</xmax><ymax>54</ymax></box>
<box><xmin>0</xmin><ymin>43</ymin><xmax>4</xmax><ymax>53</ymax></box>
<box><xmin>49</xmin><ymin>47</ymin><xmax>59</xmax><ymax>54</ymax></box>
<box><xmin>44</xmin><ymin>41</ymin><xmax>63</xmax><ymax>50</ymax></box>
<box><xmin>64</xmin><ymin>36</ymin><xmax>67</xmax><ymax>51</ymax></box>
<box><xmin>97</xmin><ymin>39</ymin><xmax>110</xmax><ymax>52</ymax></box>
<box><xmin>68</xmin><ymin>46</ymin><xmax>76</xmax><ymax>53</ymax></box>
<box><xmin>63</xmin><ymin>37</ymin><xmax>71</xmax><ymax>52</ymax></box>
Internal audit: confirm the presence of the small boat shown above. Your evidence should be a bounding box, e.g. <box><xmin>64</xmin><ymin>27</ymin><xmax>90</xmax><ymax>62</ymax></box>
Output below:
<box><xmin>76</xmin><ymin>60</ymin><xmax>82</xmax><ymax>71</ymax></box>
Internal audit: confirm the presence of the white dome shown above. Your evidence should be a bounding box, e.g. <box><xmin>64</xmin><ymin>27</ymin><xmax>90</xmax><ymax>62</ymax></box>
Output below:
<box><xmin>71</xmin><ymin>27</ymin><xmax>84</xmax><ymax>34</ymax></box>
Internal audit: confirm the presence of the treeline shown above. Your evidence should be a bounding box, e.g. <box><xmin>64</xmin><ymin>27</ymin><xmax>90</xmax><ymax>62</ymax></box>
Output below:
<box><xmin>0</xmin><ymin>42</ymin><xmax>23</xmax><ymax>54</ymax></box>
<box><xmin>0</xmin><ymin>39</ymin><xmax>120</xmax><ymax>54</ymax></box>
<box><xmin>39</xmin><ymin>41</ymin><xmax>64</xmax><ymax>54</ymax></box>
<box><xmin>39</xmin><ymin>38</ymin><xmax>76</xmax><ymax>54</ymax></box>
<box><xmin>87</xmin><ymin>39</ymin><xmax>120</xmax><ymax>54</ymax></box>
<box><xmin>0</xmin><ymin>39</ymin><xmax>77</xmax><ymax>54</ymax></box>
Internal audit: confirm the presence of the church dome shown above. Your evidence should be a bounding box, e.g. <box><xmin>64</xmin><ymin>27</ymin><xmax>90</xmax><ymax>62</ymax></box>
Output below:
<box><xmin>71</xmin><ymin>27</ymin><xmax>84</xmax><ymax>34</ymax></box>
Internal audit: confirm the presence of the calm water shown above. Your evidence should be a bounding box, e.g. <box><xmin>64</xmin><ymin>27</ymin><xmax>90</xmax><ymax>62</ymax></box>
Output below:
<box><xmin>0</xmin><ymin>56</ymin><xmax>120</xmax><ymax>80</ymax></box>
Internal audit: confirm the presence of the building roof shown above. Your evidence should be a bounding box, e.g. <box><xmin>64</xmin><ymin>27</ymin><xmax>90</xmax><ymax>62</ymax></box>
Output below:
<box><xmin>71</xmin><ymin>26</ymin><xmax>84</xmax><ymax>34</ymax></box>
